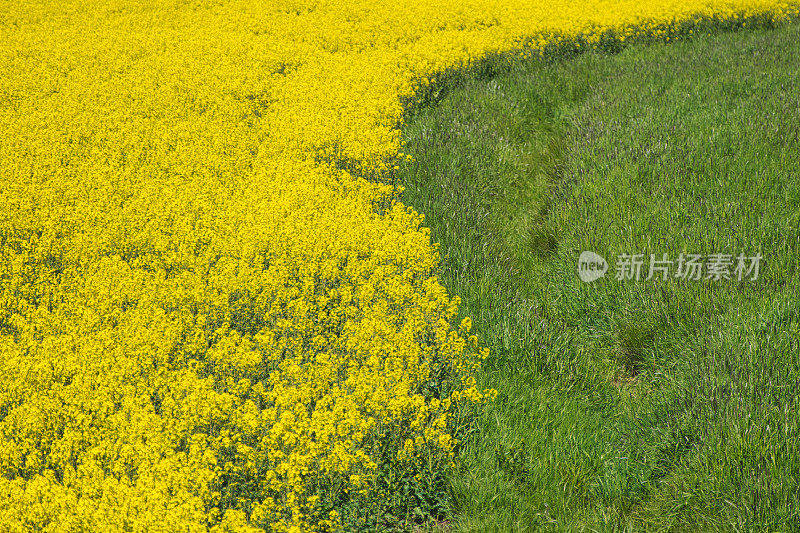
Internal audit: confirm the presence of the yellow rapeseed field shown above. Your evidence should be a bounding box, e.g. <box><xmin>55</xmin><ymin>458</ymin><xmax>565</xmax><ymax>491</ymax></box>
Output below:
<box><xmin>1</xmin><ymin>0</ymin><xmax>797</xmax><ymax>531</ymax></box>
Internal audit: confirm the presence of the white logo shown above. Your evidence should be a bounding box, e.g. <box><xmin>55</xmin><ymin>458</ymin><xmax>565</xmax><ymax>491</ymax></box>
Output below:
<box><xmin>578</xmin><ymin>250</ymin><xmax>762</xmax><ymax>282</ymax></box>
<box><xmin>578</xmin><ymin>251</ymin><xmax>608</xmax><ymax>282</ymax></box>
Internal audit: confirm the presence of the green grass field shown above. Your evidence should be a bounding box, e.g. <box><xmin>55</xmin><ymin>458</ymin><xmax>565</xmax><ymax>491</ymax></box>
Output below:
<box><xmin>397</xmin><ymin>19</ymin><xmax>800</xmax><ymax>532</ymax></box>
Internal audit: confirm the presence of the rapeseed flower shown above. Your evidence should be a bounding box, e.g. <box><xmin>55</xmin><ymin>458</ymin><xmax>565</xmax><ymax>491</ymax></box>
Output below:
<box><xmin>1</xmin><ymin>0</ymin><xmax>798</xmax><ymax>530</ymax></box>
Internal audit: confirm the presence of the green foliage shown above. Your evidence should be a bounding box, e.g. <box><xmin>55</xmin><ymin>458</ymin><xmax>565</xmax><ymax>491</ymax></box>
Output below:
<box><xmin>398</xmin><ymin>18</ymin><xmax>800</xmax><ymax>531</ymax></box>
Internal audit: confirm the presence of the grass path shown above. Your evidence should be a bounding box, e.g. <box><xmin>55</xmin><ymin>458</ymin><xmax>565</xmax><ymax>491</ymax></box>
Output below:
<box><xmin>398</xmin><ymin>20</ymin><xmax>800</xmax><ymax>531</ymax></box>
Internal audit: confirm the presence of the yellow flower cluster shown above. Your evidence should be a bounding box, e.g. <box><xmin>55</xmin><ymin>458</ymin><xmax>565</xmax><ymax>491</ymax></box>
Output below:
<box><xmin>1</xmin><ymin>0</ymin><xmax>797</xmax><ymax>530</ymax></box>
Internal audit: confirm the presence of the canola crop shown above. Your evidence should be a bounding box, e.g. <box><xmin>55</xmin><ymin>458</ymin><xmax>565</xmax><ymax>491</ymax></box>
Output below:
<box><xmin>1</xmin><ymin>0</ymin><xmax>798</xmax><ymax>531</ymax></box>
